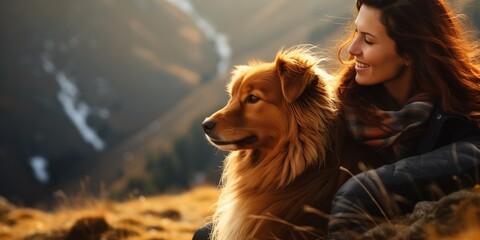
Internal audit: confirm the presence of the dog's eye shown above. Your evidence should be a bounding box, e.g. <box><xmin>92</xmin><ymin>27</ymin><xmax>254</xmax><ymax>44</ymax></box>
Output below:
<box><xmin>246</xmin><ymin>94</ymin><xmax>260</xmax><ymax>103</ymax></box>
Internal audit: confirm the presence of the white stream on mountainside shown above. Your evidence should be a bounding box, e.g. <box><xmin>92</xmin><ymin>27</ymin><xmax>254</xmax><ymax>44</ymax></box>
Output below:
<box><xmin>33</xmin><ymin>1</ymin><xmax>230</xmax><ymax>184</ymax></box>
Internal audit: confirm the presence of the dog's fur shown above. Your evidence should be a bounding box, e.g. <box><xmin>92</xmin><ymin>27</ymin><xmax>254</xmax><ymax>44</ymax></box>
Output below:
<box><xmin>202</xmin><ymin>46</ymin><xmax>381</xmax><ymax>239</ymax></box>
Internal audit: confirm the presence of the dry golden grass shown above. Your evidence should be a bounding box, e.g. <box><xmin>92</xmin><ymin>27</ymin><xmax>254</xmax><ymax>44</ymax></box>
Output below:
<box><xmin>1</xmin><ymin>184</ymin><xmax>480</xmax><ymax>240</ymax></box>
<box><xmin>0</xmin><ymin>185</ymin><xmax>218</xmax><ymax>240</ymax></box>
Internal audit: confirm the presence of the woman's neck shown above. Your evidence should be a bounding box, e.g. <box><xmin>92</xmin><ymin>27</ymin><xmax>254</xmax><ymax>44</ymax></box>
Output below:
<box><xmin>383</xmin><ymin>64</ymin><xmax>413</xmax><ymax>106</ymax></box>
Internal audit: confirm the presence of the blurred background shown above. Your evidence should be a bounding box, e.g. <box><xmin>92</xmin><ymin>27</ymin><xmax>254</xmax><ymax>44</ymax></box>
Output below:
<box><xmin>0</xmin><ymin>0</ymin><xmax>478</xmax><ymax>208</ymax></box>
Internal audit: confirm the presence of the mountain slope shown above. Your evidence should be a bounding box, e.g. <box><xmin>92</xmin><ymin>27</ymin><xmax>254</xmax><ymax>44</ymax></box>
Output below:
<box><xmin>0</xmin><ymin>0</ymin><xmax>217</xmax><ymax>205</ymax></box>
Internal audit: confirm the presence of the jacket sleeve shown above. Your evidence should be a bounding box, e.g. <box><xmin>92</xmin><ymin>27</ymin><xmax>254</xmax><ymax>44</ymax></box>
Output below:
<box><xmin>328</xmin><ymin>141</ymin><xmax>480</xmax><ymax>239</ymax></box>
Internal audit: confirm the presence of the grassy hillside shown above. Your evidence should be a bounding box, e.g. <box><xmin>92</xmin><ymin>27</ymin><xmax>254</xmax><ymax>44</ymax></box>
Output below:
<box><xmin>1</xmin><ymin>186</ymin><xmax>480</xmax><ymax>240</ymax></box>
<box><xmin>0</xmin><ymin>186</ymin><xmax>218</xmax><ymax>240</ymax></box>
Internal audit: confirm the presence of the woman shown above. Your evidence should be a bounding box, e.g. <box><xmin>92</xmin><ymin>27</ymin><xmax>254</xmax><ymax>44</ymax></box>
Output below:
<box><xmin>328</xmin><ymin>0</ymin><xmax>480</xmax><ymax>238</ymax></box>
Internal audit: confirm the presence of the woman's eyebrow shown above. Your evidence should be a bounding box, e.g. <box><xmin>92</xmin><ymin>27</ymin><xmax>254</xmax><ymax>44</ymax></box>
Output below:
<box><xmin>354</xmin><ymin>21</ymin><xmax>378</xmax><ymax>39</ymax></box>
<box><xmin>362</xmin><ymin>31</ymin><xmax>377</xmax><ymax>38</ymax></box>
<box><xmin>355</xmin><ymin>28</ymin><xmax>378</xmax><ymax>39</ymax></box>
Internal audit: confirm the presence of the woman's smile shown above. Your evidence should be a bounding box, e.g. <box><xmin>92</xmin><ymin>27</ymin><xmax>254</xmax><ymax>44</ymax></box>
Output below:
<box><xmin>355</xmin><ymin>60</ymin><xmax>370</xmax><ymax>70</ymax></box>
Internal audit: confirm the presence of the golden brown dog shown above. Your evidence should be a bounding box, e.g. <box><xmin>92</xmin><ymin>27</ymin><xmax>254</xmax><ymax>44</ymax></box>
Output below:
<box><xmin>202</xmin><ymin>46</ymin><xmax>381</xmax><ymax>239</ymax></box>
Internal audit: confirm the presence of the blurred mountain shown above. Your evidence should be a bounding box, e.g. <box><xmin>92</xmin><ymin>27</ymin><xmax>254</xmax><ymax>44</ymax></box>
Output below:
<box><xmin>0</xmin><ymin>0</ymin><xmax>477</xmax><ymax>207</ymax></box>
<box><xmin>0</xmin><ymin>0</ymin><xmax>218</xmax><ymax>206</ymax></box>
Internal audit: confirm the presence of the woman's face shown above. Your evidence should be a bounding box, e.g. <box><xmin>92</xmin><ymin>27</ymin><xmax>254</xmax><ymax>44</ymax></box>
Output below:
<box><xmin>349</xmin><ymin>5</ymin><xmax>412</xmax><ymax>102</ymax></box>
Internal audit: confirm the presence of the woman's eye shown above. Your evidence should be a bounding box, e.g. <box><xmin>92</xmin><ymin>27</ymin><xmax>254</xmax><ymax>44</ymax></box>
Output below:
<box><xmin>246</xmin><ymin>94</ymin><xmax>260</xmax><ymax>103</ymax></box>
<box><xmin>364</xmin><ymin>38</ymin><xmax>373</xmax><ymax>45</ymax></box>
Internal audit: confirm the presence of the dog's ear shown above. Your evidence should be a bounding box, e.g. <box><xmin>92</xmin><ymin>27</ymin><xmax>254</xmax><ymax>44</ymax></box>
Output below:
<box><xmin>276</xmin><ymin>55</ymin><xmax>317</xmax><ymax>103</ymax></box>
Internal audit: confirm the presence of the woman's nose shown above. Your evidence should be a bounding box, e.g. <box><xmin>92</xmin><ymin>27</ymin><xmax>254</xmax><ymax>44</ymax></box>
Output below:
<box><xmin>348</xmin><ymin>38</ymin><xmax>361</xmax><ymax>56</ymax></box>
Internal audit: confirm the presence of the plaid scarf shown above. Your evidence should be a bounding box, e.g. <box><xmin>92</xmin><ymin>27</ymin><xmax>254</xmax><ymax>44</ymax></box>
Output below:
<box><xmin>345</xmin><ymin>96</ymin><xmax>434</xmax><ymax>159</ymax></box>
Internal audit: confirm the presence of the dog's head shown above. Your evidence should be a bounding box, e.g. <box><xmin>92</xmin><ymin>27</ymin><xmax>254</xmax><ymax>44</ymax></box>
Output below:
<box><xmin>202</xmin><ymin>46</ymin><xmax>337</xmax><ymax>156</ymax></box>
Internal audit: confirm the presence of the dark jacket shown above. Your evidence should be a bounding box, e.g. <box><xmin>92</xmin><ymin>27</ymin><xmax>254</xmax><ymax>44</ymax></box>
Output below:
<box><xmin>416</xmin><ymin>105</ymin><xmax>480</xmax><ymax>154</ymax></box>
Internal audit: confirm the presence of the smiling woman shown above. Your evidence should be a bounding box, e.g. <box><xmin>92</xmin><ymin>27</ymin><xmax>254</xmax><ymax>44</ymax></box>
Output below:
<box><xmin>349</xmin><ymin>5</ymin><xmax>412</xmax><ymax>104</ymax></box>
<box><xmin>328</xmin><ymin>0</ymin><xmax>480</xmax><ymax>238</ymax></box>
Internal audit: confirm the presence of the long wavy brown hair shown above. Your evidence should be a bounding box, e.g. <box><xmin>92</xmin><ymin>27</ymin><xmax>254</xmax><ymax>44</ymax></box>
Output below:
<box><xmin>336</xmin><ymin>0</ymin><xmax>480</xmax><ymax>126</ymax></box>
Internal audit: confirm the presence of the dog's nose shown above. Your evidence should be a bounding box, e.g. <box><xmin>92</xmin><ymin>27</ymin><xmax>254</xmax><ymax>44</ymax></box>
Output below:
<box><xmin>202</xmin><ymin>119</ymin><xmax>216</xmax><ymax>134</ymax></box>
